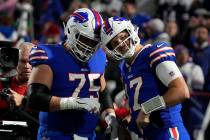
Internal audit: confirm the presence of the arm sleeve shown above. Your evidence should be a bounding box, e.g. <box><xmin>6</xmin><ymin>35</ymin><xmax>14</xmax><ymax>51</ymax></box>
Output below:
<box><xmin>155</xmin><ymin>61</ymin><xmax>182</xmax><ymax>87</ymax></box>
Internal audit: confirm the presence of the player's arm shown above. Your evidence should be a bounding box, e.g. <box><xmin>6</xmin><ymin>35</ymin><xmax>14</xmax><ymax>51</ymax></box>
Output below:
<box><xmin>99</xmin><ymin>74</ymin><xmax>116</xmax><ymax>115</ymax></box>
<box><xmin>27</xmin><ymin>64</ymin><xmax>60</xmax><ymax>112</ymax></box>
<box><xmin>141</xmin><ymin>43</ymin><xmax>190</xmax><ymax>114</ymax></box>
<box><xmin>99</xmin><ymin>75</ymin><xmax>119</xmax><ymax>140</ymax></box>
<box><xmin>157</xmin><ymin>61</ymin><xmax>190</xmax><ymax>105</ymax></box>
<box><xmin>141</xmin><ymin>61</ymin><xmax>190</xmax><ymax>114</ymax></box>
<box><xmin>27</xmin><ymin>64</ymin><xmax>96</xmax><ymax>112</ymax></box>
<box><xmin>136</xmin><ymin>45</ymin><xmax>190</xmax><ymax>130</ymax></box>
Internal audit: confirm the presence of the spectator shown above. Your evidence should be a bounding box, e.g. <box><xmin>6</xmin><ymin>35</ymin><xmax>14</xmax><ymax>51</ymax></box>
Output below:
<box><xmin>156</xmin><ymin>0</ymin><xmax>188</xmax><ymax>27</ymax></box>
<box><xmin>191</xmin><ymin>25</ymin><xmax>210</xmax><ymax>92</ymax></box>
<box><xmin>0</xmin><ymin>42</ymin><xmax>34</xmax><ymax>118</ymax></box>
<box><xmin>144</xmin><ymin>18</ymin><xmax>171</xmax><ymax>44</ymax></box>
<box><xmin>40</xmin><ymin>21</ymin><xmax>63</xmax><ymax>44</ymax></box>
<box><xmin>106</xmin><ymin>0</ymin><xmax>122</xmax><ymax>17</ymax></box>
<box><xmin>189</xmin><ymin>26</ymin><xmax>210</xmax><ymax>136</ymax></box>
<box><xmin>60</xmin><ymin>0</ymin><xmax>88</xmax><ymax>22</ymax></box>
<box><xmin>9</xmin><ymin>42</ymin><xmax>34</xmax><ymax>107</ymax></box>
<box><xmin>165</xmin><ymin>20</ymin><xmax>182</xmax><ymax>47</ymax></box>
<box><xmin>193</xmin><ymin>8</ymin><xmax>210</xmax><ymax>26</ymax></box>
<box><xmin>175</xmin><ymin>45</ymin><xmax>204</xmax><ymax>91</ymax></box>
<box><xmin>185</xmin><ymin>8</ymin><xmax>210</xmax><ymax>47</ymax></box>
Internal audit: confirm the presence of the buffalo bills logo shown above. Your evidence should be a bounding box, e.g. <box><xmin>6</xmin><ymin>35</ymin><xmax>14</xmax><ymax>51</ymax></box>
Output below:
<box><xmin>113</xmin><ymin>16</ymin><xmax>128</xmax><ymax>21</ymax></box>
<box><xmin>71</xmin><ymin>12</ymin><xmax>89</xmax><ymax>23</ymax></box>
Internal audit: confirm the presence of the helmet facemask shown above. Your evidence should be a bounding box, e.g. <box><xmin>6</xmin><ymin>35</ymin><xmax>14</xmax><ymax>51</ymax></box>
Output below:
<box><xmin>66</xmin><ymin>31</ymin><xmax>100</xmax><ymax>62</ymax></box>
<box><xmin>105</xmin><ymin>29</ymin><xmax>137</xmax><ymax>60</ymax></box>
<box><xmin>101</xmin><ymin>17</ymin><xmax>140</xmax><ymax>61</ymax></box>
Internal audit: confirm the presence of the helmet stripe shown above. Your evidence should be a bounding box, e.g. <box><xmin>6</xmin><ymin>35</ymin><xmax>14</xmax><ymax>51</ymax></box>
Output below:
<box><xmin>91</xmin><ymin>10</ymin><xmax>102</xmax><ymax>33</ymax></box>
<box><xmin>104</xmin><ymin>20</ymin><xmax>112</xmax><ymax>34</ymax></box>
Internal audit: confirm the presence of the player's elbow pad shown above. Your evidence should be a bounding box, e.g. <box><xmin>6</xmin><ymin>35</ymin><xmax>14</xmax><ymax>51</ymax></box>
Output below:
<box><xmin>99</xmin><ymin>89</ymin><xmax>114</xmax><ymax>112</ymax></box>
<box><xmin>27</xmin><ymin>83</ymin><xmax>52</xmax><ymax>112</ymax></box>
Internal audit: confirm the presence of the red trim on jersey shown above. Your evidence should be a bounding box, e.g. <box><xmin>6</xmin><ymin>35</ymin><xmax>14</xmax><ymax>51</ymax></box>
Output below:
<box><xmin>169</xmin><ymin>127</ymin><xmax>179</xmax><ymax>140</ymax></box>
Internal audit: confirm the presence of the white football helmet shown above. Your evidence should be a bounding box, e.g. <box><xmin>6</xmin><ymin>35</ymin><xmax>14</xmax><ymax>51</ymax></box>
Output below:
<box><xmin>101</xmin><ymin>17</ymin><xmax>140</xmax><ymax>60</ymax></box>
<box><xmin>64</xmin><ymin>8</ymin><xmax>103</xmax><ymax>62</ymax></box>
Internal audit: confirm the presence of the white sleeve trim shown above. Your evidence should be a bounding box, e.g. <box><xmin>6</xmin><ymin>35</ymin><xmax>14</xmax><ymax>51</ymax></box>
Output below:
<box><xmin>155</xmin><ymin>61</ymin><xmax>182</xmax><ymax>87</ymax></box>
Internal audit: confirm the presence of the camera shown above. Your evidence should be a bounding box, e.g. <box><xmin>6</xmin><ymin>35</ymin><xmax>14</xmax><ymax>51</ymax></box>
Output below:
<box><xmin>0</xmin><ymin>47</ymin><xmax>19</xmax><ymax>68</ymax></box>
<box><xmin>0</xmin><ymin>41</ymin><xmax>19</xmax><ymax>69</ymax></box>
<box><xmin>0</xmin><ymin>41</ymin><xmax>19</xmax><ymax>78</ymax></box>
<box><xmin>0</xmin><ymin>41</ymin><xmax>19</xmax><ymax>99</ymax></box>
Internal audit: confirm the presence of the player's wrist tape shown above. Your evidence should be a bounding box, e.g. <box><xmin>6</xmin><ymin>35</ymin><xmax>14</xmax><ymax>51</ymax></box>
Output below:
<box><xmin>60</xmin><ymin>97</ymin><xmax>77</xmax><ymax>110</ymax></box>
<box><xmin>60</xmin><ymin>97</ymin><xmax>101</xmax><ymax>112</ymax></box>
<box><xmin>141</xmin><ymin>95</ymin><xmax>166</xmax><ymax>114</ymax></box>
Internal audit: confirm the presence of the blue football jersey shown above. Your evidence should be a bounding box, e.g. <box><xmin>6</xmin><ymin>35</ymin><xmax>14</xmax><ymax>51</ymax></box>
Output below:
<box><xmin>29</xmin><ymin>44</ymin><xmax>106</xmax><ymax>134</ymax></box>
<box><xmin>120</xmin><ymin>42</ymin><xmax>183</xmax><ymax>131</ymax></box>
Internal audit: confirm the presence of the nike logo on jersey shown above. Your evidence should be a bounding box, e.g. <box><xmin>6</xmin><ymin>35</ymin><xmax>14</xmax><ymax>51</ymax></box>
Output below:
<box><xmin>157</xmin><ymin>43</ymin><xmax>164</xmax><ymax>48</ymax></box>
<box><xmin>128</xmin><ymin>74</ymin><xmax>133</xmax><ymax>79</ymax></box>
<box><xmin>81</xmin><ymin>68</ymin><xmax>88</xmax><ymax>72</ymax></box>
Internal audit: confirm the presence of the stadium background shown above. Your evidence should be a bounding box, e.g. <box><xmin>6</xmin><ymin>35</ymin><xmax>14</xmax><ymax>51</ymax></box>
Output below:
<box><xmin>0</xmin><ymin>0</ymin><xmax>210</xmax><ymax>140</ymax></box>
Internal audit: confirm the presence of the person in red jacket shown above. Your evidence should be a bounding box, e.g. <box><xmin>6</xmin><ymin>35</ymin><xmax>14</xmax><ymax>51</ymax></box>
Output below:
<box><xmin>0</xmin><ymin>42</ymin><xmax>34</xmax><ymax>116</ymax></box>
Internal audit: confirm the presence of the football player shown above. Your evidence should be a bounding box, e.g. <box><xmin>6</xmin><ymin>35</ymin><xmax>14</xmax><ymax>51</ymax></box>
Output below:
<box><xmin>27</xmin><ymin>8</ymin><xmax>118</xmax><ymax>140</ymax></box>
<box><xmin>100</xmin><ymin>16</ymin><xmax>190</xmax><ymax>140</ymax></box>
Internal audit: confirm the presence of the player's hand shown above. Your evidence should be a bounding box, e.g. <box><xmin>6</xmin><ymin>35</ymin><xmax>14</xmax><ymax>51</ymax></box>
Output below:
<box><xmin>60</xmin><ymin>97</ymin><xmax>100</xmax><ymax>113</ymax></box>
<box><xmin>75</xmin><ymin>98</ymin><xmax>100</xmax><ymax>113</ymax></box>
<box><xmin>105</xmin><ymin>114</ymin><xmax>119</xmax><ymax>140</ymax></box>
<box><xmin>9</xmin><ymin>88</ymin><xmax>24</xmax><ymax>107</ymax></box>
<box><xmin>136</xmin><ymin>110</ymin><xmax>150</xmax><ymax>133</ymax></box>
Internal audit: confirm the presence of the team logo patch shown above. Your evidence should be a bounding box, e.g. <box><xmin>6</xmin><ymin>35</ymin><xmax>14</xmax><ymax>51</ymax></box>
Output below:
<box><xmin>169</xmin><ymin>71</ymin><xmax>175</xmax><ymax>77</ymax></box>
<box><xmin>71</xmin><ymin>12</ymin><xmax>89</xmax><ymax>23</ymax></box>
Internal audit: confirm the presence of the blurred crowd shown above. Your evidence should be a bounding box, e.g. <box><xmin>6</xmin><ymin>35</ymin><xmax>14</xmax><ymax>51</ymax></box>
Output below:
<box><xmin>1</xmin><ymin>0</ymin><xmax>210</xmax><ymax>139</ymax></box>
